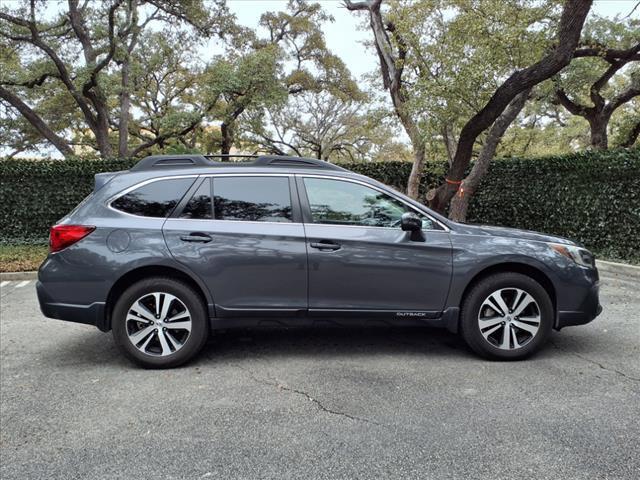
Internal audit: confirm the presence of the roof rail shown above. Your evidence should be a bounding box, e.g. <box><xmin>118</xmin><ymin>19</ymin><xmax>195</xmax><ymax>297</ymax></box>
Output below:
<box><xmin>204</xmin><ymin>154</ymin><xmax>258</xmax><ymax>161</ymax></box>
<box><xmin>253</xmin><ymin>155</ymin><xmax>346</xmax><ymax>171</ymax></box>
<box><xmin>129</xmin><ymin>154</ymin><xmax>212</xmax><ymax>171</ymax></box>
<box><xmin>130</xmin><ymin>153</ymin><xmax>347</xmax><ymax>172</ymax></box>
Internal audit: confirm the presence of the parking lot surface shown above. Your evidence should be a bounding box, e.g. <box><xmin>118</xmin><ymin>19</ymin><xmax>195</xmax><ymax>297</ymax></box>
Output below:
<box><xmin>1</xmin><ymin>271</ymin><xmax>639</xmax><ymax>480</ymax></box>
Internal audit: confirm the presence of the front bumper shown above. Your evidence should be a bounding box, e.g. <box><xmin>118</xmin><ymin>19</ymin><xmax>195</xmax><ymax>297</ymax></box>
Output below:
<box><xmin>36</xmin><ymin>281</ymin><xmax>107</xmax><ymax>331</ymax></box>
<box><xmin>556</xmin><ymin>280</ymin><xmax>602</xmax><ymax>329</ymax></box>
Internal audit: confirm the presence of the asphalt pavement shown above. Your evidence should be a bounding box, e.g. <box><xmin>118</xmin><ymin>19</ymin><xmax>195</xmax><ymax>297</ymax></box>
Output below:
<box><xmin>1</xmin><ymin>271</ymin><xmax>639</xmax><ymax>480</ymax></box>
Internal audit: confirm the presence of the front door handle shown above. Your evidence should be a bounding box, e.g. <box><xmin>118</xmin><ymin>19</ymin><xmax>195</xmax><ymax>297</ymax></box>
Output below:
<box><xmin>310</xmin><ymin>240</ymin><xmax>341</xmax><ymax>251</ymax></box>
<box><xmin>180</xmin><ymin>232</ymin><xmax>212</xmax><ymax>243</ymax></box>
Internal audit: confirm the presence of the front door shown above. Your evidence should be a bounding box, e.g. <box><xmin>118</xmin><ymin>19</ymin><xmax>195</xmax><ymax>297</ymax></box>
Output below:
<box><xmin>298</xmin><ymin>176</ymin><xmax>452</xmax><ymax>316</ymax></box>
<box><xmin>163</xmin><ymin>175</ymin><xmax>307</xmax><ymax>316</ymax></box>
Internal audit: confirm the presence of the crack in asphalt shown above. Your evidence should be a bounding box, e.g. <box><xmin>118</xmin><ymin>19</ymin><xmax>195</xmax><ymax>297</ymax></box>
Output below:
<box><xmin>551</xmin><ymin>341</ymin><xmax>640</xmax><ymax>383</ymax></box>
<box><xmin>234</xmin><ymin>364</ymin><xmax>383</xmax><ymax>426</ymax></box>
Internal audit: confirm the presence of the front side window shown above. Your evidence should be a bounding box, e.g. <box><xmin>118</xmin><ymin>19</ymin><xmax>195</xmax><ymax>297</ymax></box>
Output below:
<box><xmin>213</xmin><ymin>176</ymin><xmax>292</xmax><ymax>222</ymax></box>
<box><xmin>111</xmin><ymin>178</ymin><xmax>195</xmax><ymax>217</ymax></box>
<box><xmin>303</xmin><ymin>177</ymin><xmax>433</xmax><ymax>229</ymax></box>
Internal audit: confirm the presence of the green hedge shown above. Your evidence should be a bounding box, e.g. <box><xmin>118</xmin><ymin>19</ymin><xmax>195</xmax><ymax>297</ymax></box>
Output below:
<box><xmin>1</xmin><ymin>149</ymin><xmax>638</xmax><ymax>262</ymax></box>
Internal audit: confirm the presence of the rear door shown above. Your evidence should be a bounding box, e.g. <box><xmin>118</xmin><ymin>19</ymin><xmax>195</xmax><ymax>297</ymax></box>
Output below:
<box><xmin>298</xmin><ymin>175</ymin><xmax>452</xmax><ymax>317</ymax></box>
<box><xmin>163</xmin><ymin>174</ymin><xmax>308</xmax><ymax>317</ymax></box>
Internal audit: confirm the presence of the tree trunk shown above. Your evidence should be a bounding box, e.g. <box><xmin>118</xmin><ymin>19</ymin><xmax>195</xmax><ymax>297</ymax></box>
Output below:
<box><xmin>407</xmin><ymin>141</ymin><xmax>425</xmax><ymax>199</ymax></box>
<box><xmin>94</xmin><ymin>111</ymin><xmax>113</xmax><ymax>158</ymax></box>
<box><xmin>588</xmin><ymin>115</ymin><xmax>608</xmax><ymax>149</ymax></box>
<box><xmin>118</xmin><ymin>59</ymin><xmax>131</xmax><ymax>158</ymax></box>
<box><xmin>0</xmin><ymin>86</ymin><xmax>74</xmax><ymax>157</ymax></box>
<box><xmin>344</xmin><ymin>0</ymin><xmax>426</xmax><ymax>200</ymax></box>
<box><xmin>448</xmin><ymin>89</ymin><xmax>530</xmax><ymax>222</ymax></box>
<box><xmin>428</xmin><ymin>0</ymin><xmax>592</xmax><ymax>215</ymax></box>
<box><xmin>220</xmin><ymin>121</ymin><xmax>234</xmax><ymax>155</ymax></box>
<box><xmin>442</xmin><ymin>124</ymin><xmax>457</xmax><ymax>166</ymax></box>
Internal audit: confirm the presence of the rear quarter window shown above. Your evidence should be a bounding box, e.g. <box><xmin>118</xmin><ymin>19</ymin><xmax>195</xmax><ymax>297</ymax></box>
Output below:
<box><xmin>111</xmin><ymin>177</ymin><xmax>195</xmax><ymax>217</ymax></box>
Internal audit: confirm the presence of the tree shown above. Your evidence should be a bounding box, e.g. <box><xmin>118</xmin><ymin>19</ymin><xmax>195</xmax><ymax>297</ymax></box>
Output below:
<box><xmin>552</xmin><ymin>15</ymin><xmax>640</xmax><ymax>149</ymax></box>
<box><xmin>430</xmin><ymin>0</ymin><xmax>594</xmax><ymax>217</ymax></box>
<box><xmin>202</xmin><ymin>46</ymin><xmax>288</xmax><ymax>155</ymax></box>
<box><xmin>244</xmin><ymin>91</ymin><xmax>408</xmax><ymax>161</ymax></box>
<box><xmin>349</xmin><ymin>0</ymin><xmax>596</xmax><ymax>218</ymax></box>
<box><xmin>208</xmin><ymin>0</ymin><xmax>360</xmax><ymax>155</ymax></box>
<box><xmin>0</xmin><ymin>0</ymin><xmax>233</xmax><ymax>158</ymax></box>
<box><xmin>345</xmin><ymin>0</ymin><xmax>425</xmax><ymax>198</ymax></box>
<box><xmin>345</xmin><ymin>0</ymin><xmax>572</xmax><ymax>207</ymax></box>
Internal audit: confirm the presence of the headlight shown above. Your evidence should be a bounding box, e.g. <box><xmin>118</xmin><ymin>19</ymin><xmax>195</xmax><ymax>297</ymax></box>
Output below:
<box><xmin>549</xmin><ymin>243</ymin><xmax>595</xmax><ymax>268</ymax></box>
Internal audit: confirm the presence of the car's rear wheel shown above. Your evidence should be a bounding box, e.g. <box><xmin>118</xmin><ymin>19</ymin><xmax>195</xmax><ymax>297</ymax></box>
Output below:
<box><xmin>460</xmin><ymin>272</ymin><xmax>553</xmax><ymax>360</ymax></box>
<box><xmin>112</xmin><ymin>277</ymin><xmax>209</xmax><ymax>368</ymax></box>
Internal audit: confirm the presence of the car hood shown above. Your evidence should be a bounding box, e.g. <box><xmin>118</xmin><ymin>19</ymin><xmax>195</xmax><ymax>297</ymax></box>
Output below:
<box><xmin>454</xmin><ymin>223</ymin><xmax>576</xmax><ymax>246</ymax></box>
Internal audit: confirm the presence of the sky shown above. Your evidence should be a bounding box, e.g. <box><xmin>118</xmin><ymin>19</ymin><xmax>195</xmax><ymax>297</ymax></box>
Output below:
<box><xmin>228</xmin><ymin>0</ymin><xmax>639</xmax><ymax>80</ymax></box>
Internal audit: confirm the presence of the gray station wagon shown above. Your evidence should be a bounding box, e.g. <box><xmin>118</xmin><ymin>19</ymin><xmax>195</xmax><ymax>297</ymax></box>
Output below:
<box><xmin>37</xmin><ymin>154</ymin><xmax>601</xmax><ymax>368</ymax></box>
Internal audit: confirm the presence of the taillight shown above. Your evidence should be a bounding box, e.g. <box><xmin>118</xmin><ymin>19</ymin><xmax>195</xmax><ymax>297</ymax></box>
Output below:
<box><xmin>49</xmin><ymin>225</ymin><xmax>95</xmax><ymax>253</ymax></box>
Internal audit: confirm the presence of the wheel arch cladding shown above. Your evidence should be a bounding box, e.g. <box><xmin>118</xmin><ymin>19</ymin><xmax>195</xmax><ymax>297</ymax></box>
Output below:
<box><xmin>104</xmin><ymin>265</ymin><xmax>211</xmax><ymax>332</ymax></box>
<box><xmin>459</xmin><ymin>262</ymin><xmax>556</xmax><ymax>321</ymax></box>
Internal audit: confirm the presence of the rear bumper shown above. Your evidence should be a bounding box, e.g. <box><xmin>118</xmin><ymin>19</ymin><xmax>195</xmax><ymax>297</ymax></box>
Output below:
<box><xmin>36</xmin><ymin>281</ymin><xmax>108</xmax><ymax>331</ymax></box>
<box><xmin>556</xmin><ymin>280</ymin><xmax>602</xmax><ymax>329</ymax></box>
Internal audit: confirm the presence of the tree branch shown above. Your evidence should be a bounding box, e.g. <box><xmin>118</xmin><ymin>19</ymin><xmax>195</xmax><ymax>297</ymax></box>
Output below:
<box><xmin>0</xmin><ymin>85</ymin><xmax>74</xmax><ymax>157</ymax></box>
<box><xmin>573</xmin><ymin>42</ymin><xmax>640</xmax><ymax>62</ymax></box>
<box><xmin>554</xmin><ymin>88</ymin><xmax>591</xmax><ymax>117</ymax></box>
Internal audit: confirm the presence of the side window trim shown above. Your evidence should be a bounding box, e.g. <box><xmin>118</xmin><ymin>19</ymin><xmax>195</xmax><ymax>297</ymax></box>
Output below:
<box><xmin>297</xmin><ymin>174</ymin><xmax>447</xmax><ymax>231</ymax></box>
<box><xmin>295</xmin><ymin>175</ymin><xmax>313</xmax><ymax>224</ymax></box>
<box><xmin>170</xmin><ymin>176</ymin><xmax>209</xmax><ymax>219</ymax></box>
<box><xmin>108</xmin><ymin>175</ymin><xmax>198</xmax><ymax>219</ymax></box>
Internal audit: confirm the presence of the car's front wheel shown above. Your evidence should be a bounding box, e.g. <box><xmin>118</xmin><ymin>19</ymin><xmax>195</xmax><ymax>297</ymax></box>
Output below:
<box><xmin>112</xmin><ymin>277</ymin><xmax>209</xmax><ymax>368</ymax></box>
<box><xmin>460</xmin><ymin>272</ymin><xmax>553</xmax><ymax>360</ymax></box>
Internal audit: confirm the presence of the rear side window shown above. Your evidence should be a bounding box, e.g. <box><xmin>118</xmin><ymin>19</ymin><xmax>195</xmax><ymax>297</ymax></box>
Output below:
<box><xmin>180</xmin><ymin>179</ymin><xmax>212</xmax><ymax>219</ymax></box>
<box><xmin>111</xmin><ymin>178</ymin><xmax>195</xmax><ymax>218</ymax></box>
<box><xmin>213</xmin><ymin>176</ymin><xmax>292</xmax><ymax>222</ymax></box>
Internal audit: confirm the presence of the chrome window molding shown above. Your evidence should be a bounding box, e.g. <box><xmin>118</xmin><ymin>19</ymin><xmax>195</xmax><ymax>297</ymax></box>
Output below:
<box><xmin>106</xmin><ymin>171</ymin><xmax>450</xmax><ymax>232</ymax></box>
<box><xmin>166</xmin><ymin>218</ymin><xmax>303</xmax><ymax>226</ymax></box>
<box><xmin>107</xmin><ymin>173</ymin><xmax>294</xmax><ymax>219</ymax></box>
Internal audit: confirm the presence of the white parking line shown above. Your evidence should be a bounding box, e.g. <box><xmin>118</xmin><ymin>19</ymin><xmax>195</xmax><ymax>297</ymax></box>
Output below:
<box><xmin>15</xmin><ymin>281</ymin><xmax>30</xmax><ymax>288</ymax></box>
<box><xmin>0</xmin><ymin>281</ymin><xmax>8</xmax><ymax>287</ymax></box>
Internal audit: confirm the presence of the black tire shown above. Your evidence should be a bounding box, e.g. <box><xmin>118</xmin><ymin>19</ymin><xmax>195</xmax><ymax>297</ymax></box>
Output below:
<box><xmin>460</xmin><ymin>272</ymin><xmax>553</xmax><ymax>360</ymax></box>
<box><xmin>112</xmin><ymin>276</ymin><xmax>209</xmax><ymax>368</ymax></box>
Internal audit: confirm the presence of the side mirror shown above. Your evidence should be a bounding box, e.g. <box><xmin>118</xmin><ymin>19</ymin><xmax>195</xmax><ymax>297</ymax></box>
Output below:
<box><xmin>401</xmin><ymin>212</ymin><xmax>422</xmax><ymax>232</ymax></box>
<box><xmin>400</xmin><ymin>212</ymin><xmax>425</xmax><ymax>242</ymax></box>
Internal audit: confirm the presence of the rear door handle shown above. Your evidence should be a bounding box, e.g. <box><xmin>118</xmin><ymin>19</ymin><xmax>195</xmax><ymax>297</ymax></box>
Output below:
<box><xmin>180</xmin><ymin>232</ymin><xmax>212</xmax><ymax>243</ymax></box>
<box><xmin>310</xmin><ymin>240</ymin><xmax>341</xmax><ymax>251</ymax></box>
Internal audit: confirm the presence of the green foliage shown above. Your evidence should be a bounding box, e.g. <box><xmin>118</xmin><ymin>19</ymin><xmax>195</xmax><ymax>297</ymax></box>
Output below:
<box><xmin>467</xmin><ymin>149</ymin><xmax>640</xmax><ymax>263</ymax></box>
<box><xmin>344</xmin><ymin>160</ymin><xmax>447</xmax><ymax>193</ymax></box>
<box><xmin>1</xmin><ymin>150</ymin><xmax>638</xmax><ymax>262</ymax></box>
<box><xmin>0</xmin><ymin>158</ymin><xmax>136</xmax><ymax>243</ymax></box>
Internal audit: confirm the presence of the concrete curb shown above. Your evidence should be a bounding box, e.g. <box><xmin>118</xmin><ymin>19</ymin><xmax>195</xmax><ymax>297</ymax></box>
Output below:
<box><xmin>596</xmin><ymin>260</ymin><xmax>640</xmax><ymax>280</ymax></box>
<box><xmin>0</xmin><ymin>271</ymin><xmax>38</xmax><ymax>281</ymax></box>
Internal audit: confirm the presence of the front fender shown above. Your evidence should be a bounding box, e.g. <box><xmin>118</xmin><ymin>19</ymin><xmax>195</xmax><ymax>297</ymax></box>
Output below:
<box><xmin>445</xmin><ymin>233</ymin><xmax>563</xmax><ymax>309</ymax></box>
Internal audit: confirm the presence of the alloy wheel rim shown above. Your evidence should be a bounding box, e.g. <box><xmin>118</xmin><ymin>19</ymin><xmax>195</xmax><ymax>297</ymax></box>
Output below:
<box><xmin>126</xmin><ymin>292</ymin><xmax>192</xmax><ymax>356</ymax></box>
<box><xmin>477</xmin><ymin>288</ymin><xmax>541</xmax><ymax>350</ymax></box>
